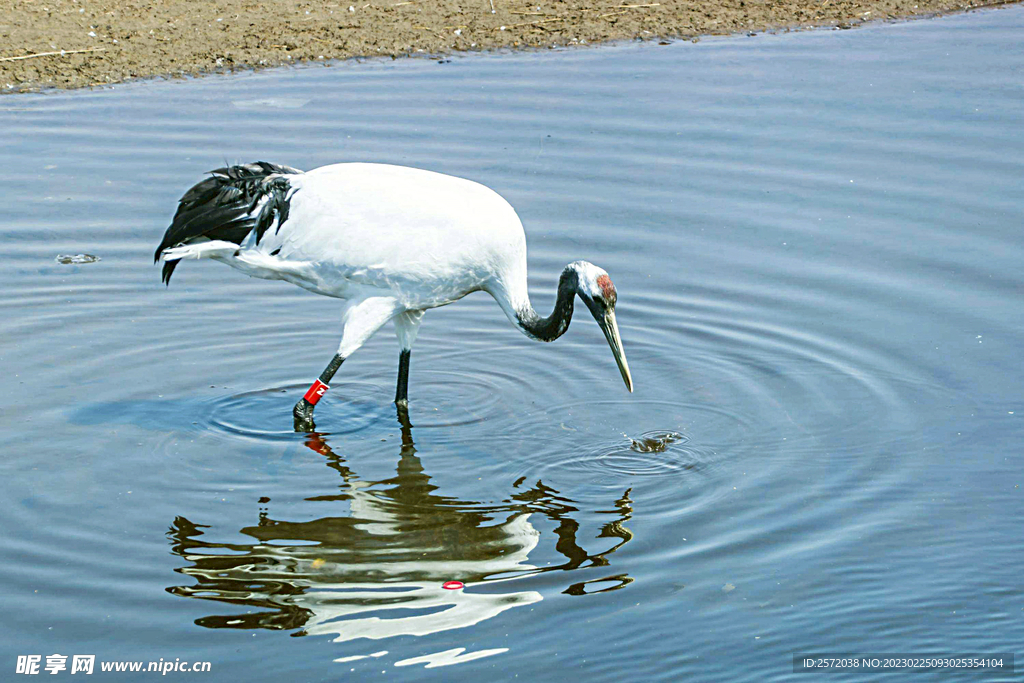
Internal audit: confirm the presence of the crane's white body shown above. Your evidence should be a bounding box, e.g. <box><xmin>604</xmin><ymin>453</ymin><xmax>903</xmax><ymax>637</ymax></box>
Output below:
<box><xmin>165</xmin><ymin>163</ymin><xmax>533</xmax><ymax>356</ymax></box>
<box><xmin>160</xmin><ymin>161</ymin><xmax>634</xmax><ymax>409</ymax></box>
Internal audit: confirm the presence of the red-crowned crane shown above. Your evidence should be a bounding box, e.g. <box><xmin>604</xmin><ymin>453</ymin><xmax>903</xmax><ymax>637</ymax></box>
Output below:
<box><xmin>155</xmin><ymin>162</ymin><xmax>633</xmax><ymax>430</ymax></box>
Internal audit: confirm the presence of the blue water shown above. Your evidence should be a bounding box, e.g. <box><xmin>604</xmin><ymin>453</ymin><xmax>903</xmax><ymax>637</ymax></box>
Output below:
<box><xmin>1</xmin><ymin>6</ymin><xmax>1022</xmax><ymax>681</ymax></box>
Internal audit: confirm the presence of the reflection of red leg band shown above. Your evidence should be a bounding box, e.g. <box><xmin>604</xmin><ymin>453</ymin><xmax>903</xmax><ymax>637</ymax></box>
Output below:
<box><xmin>303</xmin><ymin>379</ymin><xmax>329</xmax><ymax>405</ymax></box>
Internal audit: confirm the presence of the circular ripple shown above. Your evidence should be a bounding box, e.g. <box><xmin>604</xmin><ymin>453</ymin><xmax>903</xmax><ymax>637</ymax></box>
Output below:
<box><xmin>583</xmin><ymin>430</ymin><xmax>718</xmax><ymax>477</ymax></box>
<box><xmin>509</xmin><ymin>427</ymin><xmax>719</xmax><ymax>482</ymax></box>
<box><xmin>402</xmin><ymin>366</ymin><xmax>534</xmax><ymax>430</ymax></box>
<box><xmin>479</xmin><ymin>298</ymin><xmax>979</xmax><ymax>518</ymax></box>
<box><xmin>551</xmin><ymin>397</ymin><xmax>759</xmax><ymax>450</ymax></box>
<box><xmin>203</xmin><ymin>381</ymin><xmax>390</xmax><ymax>441</ymax></box>
<box><xmin>496</xmin><ymin>397</ymin><xmax>751</xmax><ymax>481</ymax></box>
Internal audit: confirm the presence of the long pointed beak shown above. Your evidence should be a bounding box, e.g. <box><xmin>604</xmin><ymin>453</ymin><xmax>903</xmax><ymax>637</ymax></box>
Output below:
<box><xmin>597</xmin><ymin>308</ymin><xmax>634</xmax><ymax>392</ymax></box>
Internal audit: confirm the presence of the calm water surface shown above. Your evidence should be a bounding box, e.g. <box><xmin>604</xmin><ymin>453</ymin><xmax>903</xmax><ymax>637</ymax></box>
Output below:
<box><xmin>1</xmin><ymin>7</ymin><xmax>1022</xmax><ymax>681</ymax></box>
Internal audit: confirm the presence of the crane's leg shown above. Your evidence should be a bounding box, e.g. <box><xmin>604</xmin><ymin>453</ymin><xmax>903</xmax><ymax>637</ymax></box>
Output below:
<box><xmin>396</xmin><ymin>351</ymin><xmax>411</xmax><ymax>406</ymax></box>
<box><xmin>393</xmin><ymin>310</ymin><xmax>425</xmax><ymax>408</ymax></box>
<box><xmin>293</xmin><ymin>296</ymin><xmax>401</xmax><ymax>431</ymax></box>
<box><xmin>293</xmin><ymin>353</ymin><xmax>345</xmax><ymax>429</ymax></box>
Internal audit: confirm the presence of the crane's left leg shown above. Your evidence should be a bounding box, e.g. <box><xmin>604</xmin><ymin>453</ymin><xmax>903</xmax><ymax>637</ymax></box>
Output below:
<box><xmin>294</xmin><ymin>296</ymin><xmax>401</xmax><ymax>431</ymax></box>
<box><xmin>393</xmin><ymin>310</ymin><xmax>424</xmax><ymax>408</ymax></box>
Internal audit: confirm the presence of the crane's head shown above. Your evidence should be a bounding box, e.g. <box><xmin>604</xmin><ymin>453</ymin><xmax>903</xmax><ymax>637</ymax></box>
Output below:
<box><xmin>571</xmin><ymin>261</ymin><xmax>634</xmax><ymax>393</ymax></box>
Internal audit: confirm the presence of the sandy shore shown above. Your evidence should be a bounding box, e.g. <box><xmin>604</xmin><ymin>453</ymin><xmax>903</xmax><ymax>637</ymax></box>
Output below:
<box><xmin>0</xmin><ymin>0</ymin><xmax>1011</xmax><ymax>92</ymax></box>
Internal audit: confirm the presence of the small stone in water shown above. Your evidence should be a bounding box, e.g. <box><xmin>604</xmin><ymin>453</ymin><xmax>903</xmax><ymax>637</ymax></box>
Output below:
<box><xmin>56</xmin><ymin>254</ymin><xmax>100</xmax><ymax>264</ymax></box>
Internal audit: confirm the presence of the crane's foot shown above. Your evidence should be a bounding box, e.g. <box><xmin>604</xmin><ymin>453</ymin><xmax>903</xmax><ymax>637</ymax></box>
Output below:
<box><xmin>395</xmin><ymin>400</ymin><xmax>410</xmax><ymax>424</ymax></box>
<box><xmin>293</xmin><ymin>398</ymin><xmax>317</xmax><ymax>432</ymax></box>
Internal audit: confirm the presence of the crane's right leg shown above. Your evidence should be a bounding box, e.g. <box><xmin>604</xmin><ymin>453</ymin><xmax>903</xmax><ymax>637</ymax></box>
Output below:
<box><xmin>293</xmin><ymin>353</ymin><xmax>345</xmax><ymax>429</ymax></box>
<box><xmin>293</xmin><ymin>296</ymin><xmax>401</xmax><ymax>431</ymax></box>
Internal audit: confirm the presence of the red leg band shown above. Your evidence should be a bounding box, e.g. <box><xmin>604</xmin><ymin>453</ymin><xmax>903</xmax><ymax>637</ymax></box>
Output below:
<box><xmin>303</xmin><ymin>379</ymin><xmax>329</xmax><ymax>405</ymax></box>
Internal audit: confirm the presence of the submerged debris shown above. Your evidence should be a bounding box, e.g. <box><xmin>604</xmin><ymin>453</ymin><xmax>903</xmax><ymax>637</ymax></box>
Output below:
<box><xmin>55</xmin><ymin>254</ymin><xmax>101</xmax><ymax>264</ymax></box>
<box><xmin>629</xmin><ymin>431</ymin><xmax>682</xmax><ymax>453</ymax></box>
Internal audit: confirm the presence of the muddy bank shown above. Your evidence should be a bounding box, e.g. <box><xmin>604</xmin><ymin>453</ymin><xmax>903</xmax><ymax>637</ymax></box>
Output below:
<box><xmin>0</xmin><ymin>0</ymin><xmax>1012</xmax><ymax>92</ymax></box>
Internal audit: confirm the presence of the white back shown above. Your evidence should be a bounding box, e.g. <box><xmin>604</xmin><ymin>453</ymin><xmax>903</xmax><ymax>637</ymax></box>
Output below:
<box><xmin>258</xmin><ymin>163</ymin><xmax>529</xmax><ymax>309</ymax></box>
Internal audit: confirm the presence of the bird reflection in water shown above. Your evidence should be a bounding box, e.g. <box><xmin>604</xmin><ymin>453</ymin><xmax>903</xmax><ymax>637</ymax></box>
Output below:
<box><xmin>166</xmin><ymin>410</ymin><xmax>634</xmax><ymax>644</ymax></box>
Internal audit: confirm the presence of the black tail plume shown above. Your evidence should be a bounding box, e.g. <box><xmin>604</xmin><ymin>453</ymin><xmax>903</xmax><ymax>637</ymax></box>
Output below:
<box><xmin>154</xmin><ymin>161</ymin><xmax>302</xmax><ymax>284</ymax></box>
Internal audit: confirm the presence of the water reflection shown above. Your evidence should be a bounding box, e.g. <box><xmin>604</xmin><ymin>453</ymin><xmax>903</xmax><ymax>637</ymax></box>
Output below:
<box><xmin>167</xmin><ymin>410</ymin><xmax>634</xmax><ymax>643</ymax></box>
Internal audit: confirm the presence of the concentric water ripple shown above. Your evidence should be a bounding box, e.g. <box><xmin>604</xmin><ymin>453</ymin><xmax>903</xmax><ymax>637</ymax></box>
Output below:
<box><xmin>203</xmin><ymin>382</ymin><xmax>389</xmax><ymax>440</ymax></box>
<box><xmin>399</xmin><ymin>366</ymin><xmax>531</xmax><ymax>430</ymax></box>
<box><xmin>579</xmin><ymin>430</ymin><xmax>716</xmax><ymax>477</ymax></box>
<box><xmin>489</xmin><ymin>285</ymin><xmax>975</xmax><ymax>521</ymax></box>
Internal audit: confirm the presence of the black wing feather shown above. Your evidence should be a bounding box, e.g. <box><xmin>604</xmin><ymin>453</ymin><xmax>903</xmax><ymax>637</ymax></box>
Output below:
<box><xmin>154</xmin><ymin>161</ymin><xmax>302</xmax><ymax>284</ymax></box>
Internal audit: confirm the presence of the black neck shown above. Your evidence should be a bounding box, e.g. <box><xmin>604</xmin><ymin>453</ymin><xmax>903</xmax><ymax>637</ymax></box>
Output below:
<box><xmin>516</xmin><ymin>267</ymin><xmax>578</xmax><ymax>342</ymax></box>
